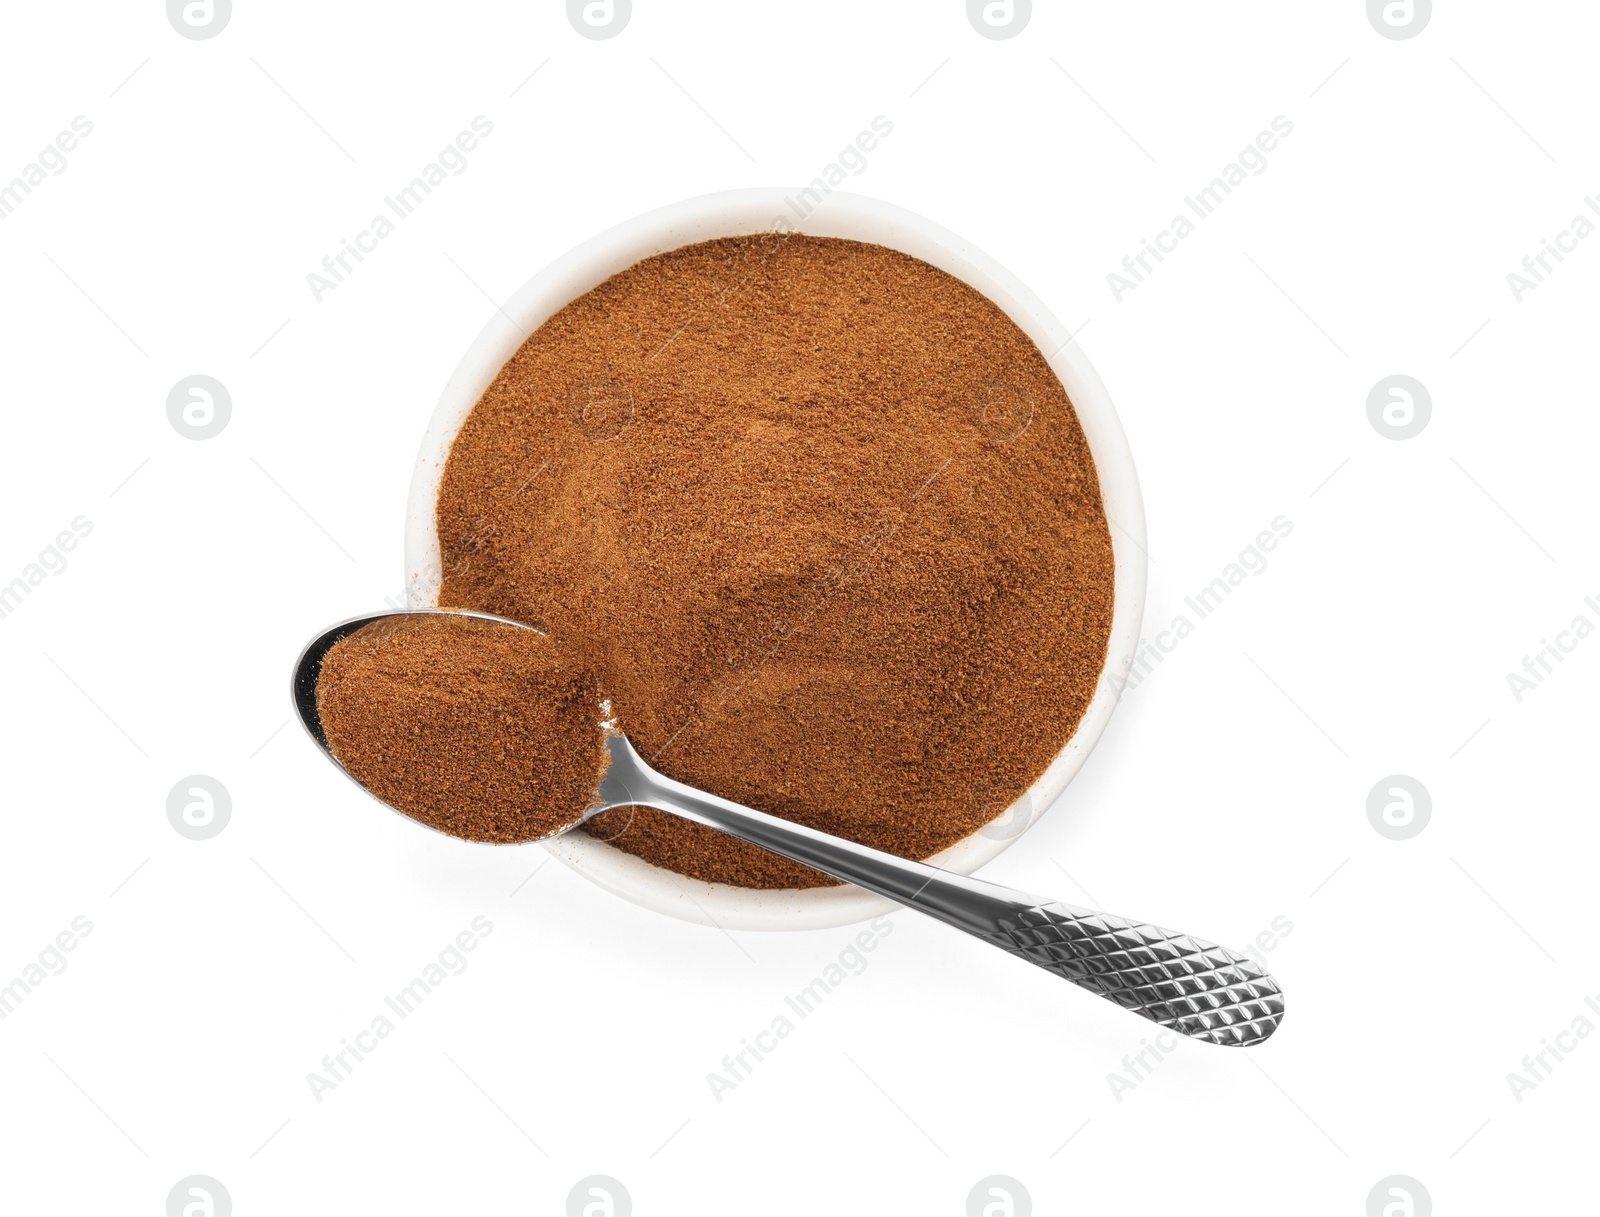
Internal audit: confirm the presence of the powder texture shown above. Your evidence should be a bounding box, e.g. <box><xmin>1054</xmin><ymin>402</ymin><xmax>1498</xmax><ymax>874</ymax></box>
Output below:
<box><xmin>434</xmin><ymin>235</ymin><xmax>1115</xmax><ymax>887</ymax></box>
<box><xmin>316</xmin><ymin>614</ymin><xmax>608</xmax><ymax>843</ymax></box>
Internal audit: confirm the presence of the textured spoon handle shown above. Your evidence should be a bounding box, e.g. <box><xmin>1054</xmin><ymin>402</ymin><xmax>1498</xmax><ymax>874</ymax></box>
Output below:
<box><xmin>979</xmin><ymin>900</ymin><xmax>1284</xmax><ymax>1047</ymax></box>
<box><xmin>596</xmin><ymin>735</ymin><xmax>1285</xmax><ymax>1047</ymax></box>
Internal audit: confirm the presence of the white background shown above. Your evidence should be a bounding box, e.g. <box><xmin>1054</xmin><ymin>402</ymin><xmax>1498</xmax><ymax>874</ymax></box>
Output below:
<box><xmin>2</xmin><ymin>2</ymin><xmax>1596</xmax><ymax>1213</ymax></box>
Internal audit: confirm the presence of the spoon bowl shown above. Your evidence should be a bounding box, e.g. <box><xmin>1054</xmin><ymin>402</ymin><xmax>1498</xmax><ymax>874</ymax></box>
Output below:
<box><xmin>291</xmin><ymin>608</ymin><xmax>591</xmax><ymax>844</ymax></box>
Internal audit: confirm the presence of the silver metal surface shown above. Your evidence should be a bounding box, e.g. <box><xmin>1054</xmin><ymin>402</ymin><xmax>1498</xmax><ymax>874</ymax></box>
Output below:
<box><xmin>595</xmin><ymin>734</ymin><xmax>1282</xmax><ymax>1047</ymax></box>
<box><xmin>294</xmin><ymin>610</ymin><xmax>1285</xmax><ymax>1047</ymax></box>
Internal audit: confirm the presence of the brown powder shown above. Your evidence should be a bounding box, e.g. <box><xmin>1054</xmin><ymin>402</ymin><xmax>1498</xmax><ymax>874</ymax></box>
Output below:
<box><xmin>316</xmin><ymin>613</ymin><xmax>609</xmax><ymax>843</ymax></box>
<box><xmin>434</xmin><ymin>234</ymin><xmax>1115</xmax><ymax>887</ymax></box>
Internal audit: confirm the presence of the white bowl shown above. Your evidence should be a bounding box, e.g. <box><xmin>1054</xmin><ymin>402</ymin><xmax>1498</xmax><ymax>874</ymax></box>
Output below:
<box><xmin>405</xmin><ymin>188</ymin><xmax>1146</xmax><ymax>931</ymax></box>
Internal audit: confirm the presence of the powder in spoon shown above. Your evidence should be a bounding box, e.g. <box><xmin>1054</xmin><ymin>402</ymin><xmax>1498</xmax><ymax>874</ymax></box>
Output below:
<box><xmin>315</xmin><ymin>613</ymin><xmax>609</xmax><ymax>842</ymax></box>
<box><xmin>434</xmin><ymin>234</ymin><xmax>1116</xmax><ymax>887</ymax></box>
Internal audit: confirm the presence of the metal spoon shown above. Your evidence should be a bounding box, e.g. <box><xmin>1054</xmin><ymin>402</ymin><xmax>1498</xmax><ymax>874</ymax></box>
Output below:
<box><xmin>293</xmin><ymin>609</ymin><xmax>1284</xmax><ymax>1047</ymax></box>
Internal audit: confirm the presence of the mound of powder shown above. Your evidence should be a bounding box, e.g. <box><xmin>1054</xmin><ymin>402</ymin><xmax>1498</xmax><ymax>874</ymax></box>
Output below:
<box><xmin>434</xmin><ymin>234</ymin><xmax>1115</xmax><ymax>887</ymax></box>
<box><xmin>316</xmin><ymin>613</ymin><xmax>609</xmax><ymax>843</ymax></box>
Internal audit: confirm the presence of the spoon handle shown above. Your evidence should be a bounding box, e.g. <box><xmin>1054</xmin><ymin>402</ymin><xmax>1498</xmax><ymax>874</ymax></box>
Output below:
<box><xmin>931</xmin><ymin>893</ymin><xmax>1284</xmax><ymax>1047</ymax></box>
<box><xmin>597</xmin><ymin>737</ymin><xmax>1284</xmax><ymax>1047</ymax></box>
